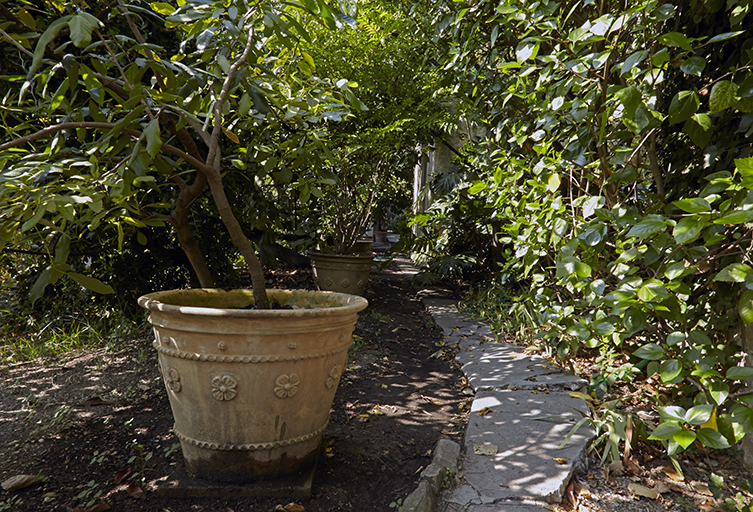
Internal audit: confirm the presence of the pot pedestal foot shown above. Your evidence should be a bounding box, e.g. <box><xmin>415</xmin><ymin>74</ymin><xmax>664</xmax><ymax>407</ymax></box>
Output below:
<box><xmin>156</xmin><ymin>459</ymin><xmax>317</xmax><ymax>498</ymax></box>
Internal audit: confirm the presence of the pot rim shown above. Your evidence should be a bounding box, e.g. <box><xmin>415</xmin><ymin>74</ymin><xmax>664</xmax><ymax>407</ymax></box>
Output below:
<box><xmin>138</xmin><ymin>288</ymin><xmax>368</xmax><ymax>318</ymax></box>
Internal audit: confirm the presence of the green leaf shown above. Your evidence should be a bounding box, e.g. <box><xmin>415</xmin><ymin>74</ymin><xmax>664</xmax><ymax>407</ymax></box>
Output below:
<box><xmin>623</xmin><ymin>309</ymin><xmax>647</xmax><ymax>335</ymax></box>
<box><xmin>634</xmin><ymin>343</ymin><xmax>664</xmax><ymax>360</ymax></box>
<box><xmin>238</xmin><ymin>92</ymin><xmax>251</xmax><ymax>117</ymax></box>
<box><xmin>660</xmin><ymin>405</ymin><xmax>686</xmax><ymax>422</ymax></box>
<box><xmin>68</xmin><ymin>272</ymin><xmax>115</xmax><ymax>294</ymax></box>
<box><xmin>669</xmin><ymin>91</ymin><xmax>700</xmax><ymax>125</ymax></box>
<box><xmin>715</xmin><ymin>263</ymin><xmax>753</xmax><ymax>282</ymax></box>
<box><xmin>515</xmin><ymin>40</ymin><xmax>539</xmax><ymax>62</ymax></box>
<box><xmin>683</xmin><ymin>114</ymin><xmax>713</xmax><ymax>148</ymax></box>
<box><xmin>685</xmin><ymin>405</ymin><xmax>714</xmax><ymax>425</ymax></box>
<box><xmin>468</xmin><ymin>182</ymin><xmax>486</xmax><ymax>195</ymax></box>
<box><xmin>673</xmin><ymin>197</ymin><xmax>711</xmax><ymax>213</ymax></box>
<box><xmin>659</xmin><ymin>32</ymin><xmax>693</xmax><ymax>52</ymax></box>
<box><xmin>627</xmin><ymin>215</ymin><xmax>667</xmax><ymax>237</ymax></box>
<box><xmin>688</xmin><ymin>330</ymin><xmax>712</xmax><ymax>345</ymax></box>
<box><xmin>707</xmin><ymin>31</ymin><xmax>746</xmax><ymax>44</ymax></box>
<box><xmin>696</xmin><ymin>428</ymin><xmax>731</xmax><ymax>449</ymax></box>
<box><xmin>714</xmin><ymin>210</ymin><xmax>752</xmax><ymax>224</ymax></box>
<box><xmin>620</xmin><ymin>51</ymin><xmax>648</xmax><ymax>76</ymax></box>
<box><xmin>660</xmin><ymin>359</ymin><xmax>682</xmax><ymax>382</ymax></box>
<box><xmin>664</xmin><ymin>262</ymin><xmax>687</xmax><ymax>280</ymax></box>
<box><xmin>54</xmin><ymin>234</ymin><xmax>71</xmax><ymax>264</ymax></box>
<box><xmin>68</xmin><ymin>12</ymin><xmax>103</xmax><ymax>48</ymax></box>
<box><xmin>648</xmin><ymin>422</ymin><xmax>682</xmax><ymax>440</ymax></box>
<box><xmin>672</xmin><ymin>429</ymin><xmax>697</xmax><ymax>450</ymax></box>
<box><xmin>726</xmin><ymin>367</ymin><xmax>753</xmax><ymax>380</ymax></box>
<box><xmin>144</xmin><ymin>119</ymin><xmax>162</xmax><ymax>158</ymax></box>
<box><xmin>50</xmin><ymin>79</ymin><xmax>70</xmax><ymax>114</ymax></box>
<box><xmin>615</xmin><ymin>86</ymin><xmax>641</xmax><ymax>116</ymax></box>
<box><xmin>547</xmin><ymin>173</ymin><xmax>561</xmax><ymax>193</ymax></box>
<box><xmin>29</xmin><ymin>267</ymin><xmax>53</xmax><ymax>305</ymax></box>
<box><xmin>709</xmin><ymin>81</ymin><xmax>738</xmax><ymax>113</ymax></box>
<box><xmin>151</xmin><ymin>2</ymin><xmax>176</xmax><ymax>15</ymax></box>
<box><xmin>673</xmin><ymin>217</ymin><xmax>704</xmax><ymax>244</ymax></box>
<box><xmin>594</xmin><ymin>322</ymin><xmax>615</xmax><ymax>335</ymax></box>
<box><xmin>736</xmin><ymin>157</ymin><xmax>753</xmax><ymax>178</ymax></box>
<box><xmin>28</xmin><ymin>16</ymin><xmax>72</xmax><ymax>81</ymax></box>
<box><xmin>708</xmin><ymin>381</ymin><xmax>729</xmax><ymax>406</ymax></box>
<box><xmin>680</xmin><ymin>56</ymin><xmax>706</xmax><ymax>76</ymax></box>
<box><xmin>21</xmin><ymin>206</ymin><xmax>45</xmax><ymax>232</ymax></box>
<box><xmin>638</xmin><ymin>281</ymin><xmax>669</xmax><ymax>302</ymax></box>
<box><xmin>740</xmin><ymin>289</ymin><xmax>753</xmax><ymax>325</ymax></box>
<box><xmin>667</xmin><ymin>332</ymin><xmax>685</xmax><ymax>346</ymax></box>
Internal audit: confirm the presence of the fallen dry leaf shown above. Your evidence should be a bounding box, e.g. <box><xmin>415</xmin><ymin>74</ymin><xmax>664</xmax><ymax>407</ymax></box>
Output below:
<box><xmin>573</xmin><ymin>482</ymin><xmax>591</xmax><ymax>498</ymax></box>
<box><xmin>113</xmin><ymin>466</ymin><xmax>136</xmax><ymax>484</ymax></box>
<box><xmin>623</xmin><ymin>456</ymin><xmax>643</xmax><ymax>475</ymax></box>
<box><xmin>662</xmin><ymin>464</ymin><xmax>684</xmax><ymax>482</ymax></box>
<box><xmin>1</xmin><ymin>474</ymin><xmax>43</xmax><ymax>491</ymax></box>
<box><xmin>699</xmin><ymin>498</ymin><xmax>722</xmax><ymax>512</ymax></box>
<box><xmin>477</xmin><ymin>407</ymin><xmax>492</xmax><ymax>416</ymax></box>
<box><xmin>628</xmin><ymin>483</ymin><xmax>659</xmax><ymax>499</ymax></box>
<box><xmin>422</xmin><ymin>395</ymin><xmax>447</xmax><ymax>406</ymax></box>
<box><xmin>125</xmin><ymin>483</ymin><xmax>145</xmax><ymax>499</ymax></box>
<box><xmin>655</xmin><ymin>481</ymin><xmax>671</xmax><ymax>494</ymax></box>
<box><xmin>284</xmin><ymin>503</ymin><xmax>305</xmax><ymax>512</ymax></box>
<box><xmin>693</xmin><ymin>483</ymin><xmax>714</xmax><ymax>496</ymax></box>
<box><xmin>604</xmin><ymin>460</ymin><xmax>624</xmax><ymax>481</ymax></box>
<box><xmin>563</xmin><ymin>478</ymin><xmax>577</xmax><ymax>509</ymax></box>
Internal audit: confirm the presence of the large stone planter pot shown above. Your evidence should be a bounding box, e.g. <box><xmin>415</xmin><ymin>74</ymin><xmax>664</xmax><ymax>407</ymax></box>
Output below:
<box><xmin>308</xmin><ymin>251</ymin><xmax>373</xmax><ymax>297</ymax></box>
<box><xmin>138</xmin><ymin>288</ymin><xmax>368</xmax><ymax>483</ymax></box>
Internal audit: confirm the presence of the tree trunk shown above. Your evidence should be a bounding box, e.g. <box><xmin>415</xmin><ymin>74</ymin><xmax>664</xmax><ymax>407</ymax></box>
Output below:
<box><xmin>172</xmin><ymin>213</ymin><xmax>214</xmax><ymax>288</ymax></box>
<box><xmin>205</xmin><ymin>170</ymin><xmax>269</xmax><ymax>309</ymax></box>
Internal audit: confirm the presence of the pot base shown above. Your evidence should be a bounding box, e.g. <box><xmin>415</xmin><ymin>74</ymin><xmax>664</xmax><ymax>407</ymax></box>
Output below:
<box><xmin>157</xmin><ymin>458</ymin><xmax>316</xmax><ymax>498</ymax></box>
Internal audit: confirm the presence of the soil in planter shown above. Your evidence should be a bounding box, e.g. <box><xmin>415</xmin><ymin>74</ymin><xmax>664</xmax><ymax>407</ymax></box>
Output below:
<box><xmin>0</xmin><ymin>268</ymin><xmax>469</xmax><ymax>511</ymax></box>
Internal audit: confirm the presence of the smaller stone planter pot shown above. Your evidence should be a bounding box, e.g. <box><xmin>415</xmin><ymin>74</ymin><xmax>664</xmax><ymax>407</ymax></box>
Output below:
<box><xmin>138</xmin><ymin>288</ymin><xmax>367</xmax><ymax>483</ymax></box>
<box><xmin>308</xmin><ymin>251</ymin><xmax>374</xmax><ymax>297</ymax></box>
<box><xmin>352</xmin><ymin>238</ymin><xmax>373</xmax><ymax>254</ymax></box>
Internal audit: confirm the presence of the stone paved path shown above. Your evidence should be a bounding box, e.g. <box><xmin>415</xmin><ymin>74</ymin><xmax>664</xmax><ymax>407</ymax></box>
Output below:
<box><xmin>378</xmin><ymin>256</ymin><xmax>595</xmax><ymax>512</ymax></box>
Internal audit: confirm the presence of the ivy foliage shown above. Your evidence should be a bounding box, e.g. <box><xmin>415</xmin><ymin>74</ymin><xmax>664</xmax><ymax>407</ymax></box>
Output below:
<box><xmin>419</xmin><ymin>0</ymin><xmax>753</xmax><ymax>460</ymax></box>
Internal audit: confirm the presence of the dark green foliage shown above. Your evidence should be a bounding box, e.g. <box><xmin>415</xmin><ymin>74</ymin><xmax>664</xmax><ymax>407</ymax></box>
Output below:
<box><xmin>414</xmin><ymin>0</ymin><xmax>753</xmax><ymax>460</ymax></box>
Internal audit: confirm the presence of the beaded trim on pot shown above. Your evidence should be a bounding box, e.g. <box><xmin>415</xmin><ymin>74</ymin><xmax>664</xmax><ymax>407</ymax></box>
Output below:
<box><xmin>173</xmin><ymin>422</ymin><xmax>328</xmax><ymax>451</ymax></box>
<box><xmin>153</xmin><ymin>341</ymin><xmax>348</xmax><ymax>363</ymax></box>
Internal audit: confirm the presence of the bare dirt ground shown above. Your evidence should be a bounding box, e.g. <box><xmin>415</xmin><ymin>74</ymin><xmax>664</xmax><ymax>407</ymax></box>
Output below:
<box><xmin>0</xmin><ymin>267</ymin><xmax>470</xmax><ymax>512</ymax></box>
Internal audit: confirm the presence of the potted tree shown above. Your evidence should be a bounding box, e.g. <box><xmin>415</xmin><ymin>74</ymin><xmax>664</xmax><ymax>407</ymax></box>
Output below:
<box><xmin>0</xmin><ymin>0</ymin><xmax>366</xmax><ymax>484</ymax></box>
<box><xmin>307</xmin><ymin>147</ymin><xmax>385</xmax><ymax>297</ymax></box>
<box><xmin>303</xmin><ymin>4</ymin><xmax>438</xmax><ymax>296</ymax></box>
